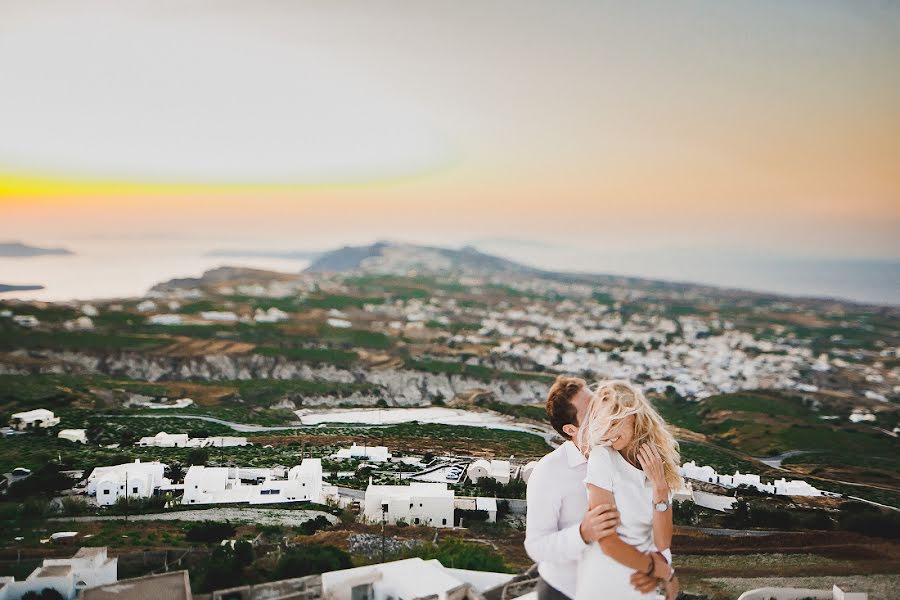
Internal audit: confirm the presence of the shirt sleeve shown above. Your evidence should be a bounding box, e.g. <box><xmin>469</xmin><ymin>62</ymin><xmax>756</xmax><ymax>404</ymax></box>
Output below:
<box><xmin>583</xmin><ymin>446</ymin><xmax>614</xmax><ymax>491</ymax></box>
<box><xmin>524</xmin><ymin>465</ymin><xmax>588</xmax><ymax>563</ymax></box>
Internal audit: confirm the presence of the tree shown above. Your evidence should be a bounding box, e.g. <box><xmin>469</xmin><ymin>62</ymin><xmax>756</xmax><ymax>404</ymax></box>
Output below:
<box><xmin>187</xmin><ymin>448</ymin><xmax>209</xmax><ymax>466</ymax></box>
<box><xmin>274</xmin><ymin>545</ymin><xmax>352</xmax><ymax>579</ymax></box>
<box><xmin>198</xmin><ymin>546</ymin><xmax>244</xmax><ymax>592</ymax></box>
<box><xmin>233</xmin><ymin>540</ymin><xmax>254</xmax><ymax>568</ymax></box>
<box><xmin>8</xmin><ymin>464</ymin><xmax>71</xmax><ymax>499</ymax></box>
<box><xmin>166</xmin><ymin>462</ymin><xmax>186</xmax><ymax>483</ymax></box>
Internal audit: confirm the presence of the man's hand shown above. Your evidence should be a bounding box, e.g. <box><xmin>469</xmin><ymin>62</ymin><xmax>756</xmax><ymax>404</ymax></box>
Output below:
<box><xmin>628</xmin><ymin>571</ymin><xmax>658</xmax><ymax>594</ymax></box>
<box><xmin>579</xmin><ymin>503</ymin><xmax>619</xmax><ymax>543</ymax></box>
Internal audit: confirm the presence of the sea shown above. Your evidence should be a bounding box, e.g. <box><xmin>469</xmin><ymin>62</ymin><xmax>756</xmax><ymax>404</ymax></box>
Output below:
<box><xmin>1</xmin><ymin>238</ymin><xmax>897</xmax><ymax>307</ymax></box>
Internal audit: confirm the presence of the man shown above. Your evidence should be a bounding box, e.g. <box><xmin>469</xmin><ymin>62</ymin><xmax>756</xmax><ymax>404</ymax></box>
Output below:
<box><xmin>525</xmin><ymin>376</ymin><xmax>660</xmax><ymax>600</ymax></box>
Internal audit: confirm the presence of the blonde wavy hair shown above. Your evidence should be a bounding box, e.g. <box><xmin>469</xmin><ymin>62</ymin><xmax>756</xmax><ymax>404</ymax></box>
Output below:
<box><xmin>578</xmin><ymin>380</ymin><xmax>683</xmax><ymax>491</ymax></box>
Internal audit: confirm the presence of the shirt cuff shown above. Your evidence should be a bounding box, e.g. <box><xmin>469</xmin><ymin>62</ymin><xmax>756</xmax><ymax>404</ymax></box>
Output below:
<box><xmin>565</xmin><ymin>521</ymin><xmax>588</xmax><ymax>555</ymax></box>
<box><xmin>661</xmin><ymin>548</ymin><xmax>672</xmax><ymax>564</ymax></box>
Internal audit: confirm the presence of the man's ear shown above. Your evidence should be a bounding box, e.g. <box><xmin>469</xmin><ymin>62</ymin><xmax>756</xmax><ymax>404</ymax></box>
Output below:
<box><xmin>562</xmin><ymin>424</ymin><xmax>577</xmax><ymax>438</ymax></box>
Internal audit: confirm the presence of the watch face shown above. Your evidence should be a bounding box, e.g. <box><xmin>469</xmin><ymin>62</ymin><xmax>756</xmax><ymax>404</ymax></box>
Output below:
<box><xmin>655</xmin><ymin>501</ymin><xmax>668</xmax><ymax>511</ymax></box>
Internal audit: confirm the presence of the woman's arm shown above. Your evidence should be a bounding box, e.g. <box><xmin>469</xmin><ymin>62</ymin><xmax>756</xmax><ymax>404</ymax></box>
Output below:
<box><xmin>587</xmin><ymin>483</ymin><xmax>659</xmax><ymax>575</ymax></box>
<box><xmin>638</xmin><ymin>444</ymin><xmax>673</xmax><ymax>554</ymax></box>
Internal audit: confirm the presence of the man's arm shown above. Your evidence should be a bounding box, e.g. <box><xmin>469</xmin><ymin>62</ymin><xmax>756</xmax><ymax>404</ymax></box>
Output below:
<box><xmin>524</xmin><ymin>469</ymin><xmax>618</xmax><ymax>563</ymax></box>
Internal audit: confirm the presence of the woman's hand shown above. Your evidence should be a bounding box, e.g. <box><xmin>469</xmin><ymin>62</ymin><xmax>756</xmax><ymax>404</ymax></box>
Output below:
<box><xmin>664</xmin><ymin>574</ymin><xmax>679</xmax><ymax>600</ymax></box>
<box><xmin>637</xmin><ymin>443</ymin><xmax>668</xmax><ymax>497</ymax></box>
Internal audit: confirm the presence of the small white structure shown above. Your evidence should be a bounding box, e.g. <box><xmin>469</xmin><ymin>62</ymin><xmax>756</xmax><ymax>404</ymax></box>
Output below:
<box><xmin>737</xmin><ymin>584</ymin><xmax>866</xmax><ymax>600</ymax></box>
<box><xmin>454</xmin><ymin>496</ymin><xmax>498</xmax><ymax>523</ymax></box>
<box><xmin>9</xmin><ymin>409</ymin><xmax>60</xmax><ymax>430</ymax></box>
<box><xmin>11</xmin><ymin>315</ymin><xmax>39</xmax><ymax>327</ymax></box>
<box><xmin>364</xmin><ymin>482</ymin><xmax>455</xmax><ymax>528</ymax></box>
<box><xmin>253</xmin><ymin>307</ymin><xmax>289</xmax><ymax>323</ymax></box>
<box><xmin>773</xmin><ymin>478</ymin><xmax>822</xmax><ymax>497</ymax></box>
<box><xmin>86</xmin><ymin>460</ymin><xmax>169</xmax><ymax>506</ymax></box>
<box><xmin>849</xmin><ymin>409</ymin><xmax>876</xmax><ymax>423</ymax></box>
<box><xmin>520</xmin><ymin>460</ymin><xmax>538</xmax><ymax>483</ymax></box>
<box><xmin>467</xmin><ymin>459</ymin><xmax>511</xmax><ymax>485</ymax></box>
<box><xmin>182</xmin><ymin>459</ymin><xmax>322</xmax><ymax>505</ymax></box>
<box><xmin>148</xmin><ymin>314</ymin><xmax>183</xmax><ymax>326</ymax></box>
<box><xmin>200</xmin><ymin>310</ymin><xmax>239</xmax><ymax>322</ymax></box>
<box><xmin>63</xmin><ymin>316</ymin><xmax>94</xmax><ymax>331</ymax></box>
<box><xmin>0</xmin><ymin>546</ymin><xmax>117</xmax><ymax>600</ymax></box>
<box><xmin>137</xmin><ymin>432</ymin><xmax>189</xmax><ymax>447</ymax></box>
<box><xmin>188</xmin><ymin>436</ymin><xmax>249</xmax><ymax>448</ymax></box>
<box><xmin>58</xmin><ymin>429</ymin><xmax>87</xmax><ymax>444</ymax></box>
<box><xmin>332</xmin><ymin>443</ymin><xmax>392</xmax><ymax>463</ymax></box>
<box><xmin>326</xmin><ymin>317</ymin><xmax>352</xmax><ymax>328</ymax></box>
<box><xmin>136</xmin><ymin>300</ymin><xmax>157</xmax><ymax>312</ymax></box>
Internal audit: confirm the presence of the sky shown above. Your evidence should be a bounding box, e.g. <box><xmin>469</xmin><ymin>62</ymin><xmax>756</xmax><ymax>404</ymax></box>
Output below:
<box><xmin>2</xmin><ymin>0</ymin><xmax>899</xmax><ymax>263</ymax></box>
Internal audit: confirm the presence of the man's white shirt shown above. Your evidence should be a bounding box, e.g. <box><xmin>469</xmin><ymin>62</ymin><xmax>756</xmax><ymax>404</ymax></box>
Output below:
<box><xmin>524</xmin><ymin>440</ymin><xmax>589</xmax><ymax>598</ymax></box>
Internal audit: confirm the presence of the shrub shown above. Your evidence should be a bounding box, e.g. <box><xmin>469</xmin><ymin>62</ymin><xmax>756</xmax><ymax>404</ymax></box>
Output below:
<box><xmin>407</xmin><ymin>538</ymin><xmax>509</xmax><ymax>572</ymax></box>
<box><xmin>185</xmin><ymin>521</ymin><xmax>237</xmax><ymax>544</ymax></box>
<box><xmin>274</xmin><ymin>545</ymin><xmax>352</xmax><ymax>579</ymax></box>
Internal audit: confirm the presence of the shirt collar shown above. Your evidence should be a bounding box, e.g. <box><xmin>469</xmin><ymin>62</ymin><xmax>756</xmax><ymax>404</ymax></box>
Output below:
<box><xmin>562</xmin><ymin>440</ymin><xmax>587</xmax><ymax>468</ymax></box>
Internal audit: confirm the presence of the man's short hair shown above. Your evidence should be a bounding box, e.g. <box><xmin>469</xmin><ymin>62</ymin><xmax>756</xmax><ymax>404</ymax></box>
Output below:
<box><xmin>546</xmin><ymin>375</ymin><xmax>587</xmax><ymax>439</ymax></box>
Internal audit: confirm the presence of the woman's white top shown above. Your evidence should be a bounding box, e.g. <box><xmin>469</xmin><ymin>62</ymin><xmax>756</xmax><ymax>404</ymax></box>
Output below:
<box><xmin>574</xmin><ymin>445</ymin><xmax>671</xmax><ymax>600</ymax></box>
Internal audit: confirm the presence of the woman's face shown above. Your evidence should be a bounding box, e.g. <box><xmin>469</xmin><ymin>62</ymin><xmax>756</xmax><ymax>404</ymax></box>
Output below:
<box><xmin>600</xmin><ymin>414</ymin><xmax>635</xmax><ymax>451</ymax></box>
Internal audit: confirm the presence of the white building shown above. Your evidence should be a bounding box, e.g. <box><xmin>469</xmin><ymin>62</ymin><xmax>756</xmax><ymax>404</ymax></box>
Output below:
<box><xmin>137</xmin><ymin>432</ymin><xmax>189</xmax><ymax>447</ymax></box>
<box><xmin>332</xmin><ymin>443</ymin><xmax>392</xmax><ymax>463</ymax></box>
<box><xmin>454</xmin><ymin>496</ymin><xmax>499</xmax><ymax>523</ymax></box>
<box><xmin>63</xmin><ymin>316</ymin><xmax>94</xmax><ymax>331</ymax></box>
<box><xmin>0</xmin><ymin>546</ymin><xmax>117</xmax><ymax>600</ymax></box>
<box><xmin>182</xmin><ymin>459</ymin><xmax>322</xmax><ymax>506</ymax></box>
<box><xmin>86</xmin><ymin>460</ymin><xmax>169</xmax><ymax>506</ymax></box>
<box><xmin>466</xmin><ymin>459</ymin><xmax>511</xmax><ymax>485</ymax></box>
<box><xmin>253</xmin><ymin>307</ymin><xmax>289</xmax><ymax>323</ymax></box>
<box><xmin>11</xmin><ymin>315</ymin><xmax>39</xmax><ymax>327</ymax></box>
<box><xmin>200</xmin><ymin>311</ymin><xmax>239</xmax><ymax>322</ymax></box>
<box><xmin>321</xmin><ymin>557</ymin><xmax>515</xmax><ymax>600</ymax></box>
<box><xmin>136</xmin><ymin>300</ymin><xmax>157</xmax><ymax>312</ymax></box>
<box><xmin>364</xmin><ymin>482</ymin><xmax>455</xmax><ymax>528</ymax></box>
<box><xmin>680</xmin><ymin>461</ymin><xmax>824</xmax><ymax>497</ymax></box>
<box><xmin>520</xmin><ymin>461</ymin><xmax>538</xmax><ymax>484</ymax></box>
<box><xmin>136</xmin><ymin>431</ymin><xmax>247</xmax><ymax>448</ymax></box>
<box><xmin>58</xmin><ymin>429</ymin><xmax>87</xmax><ymax>444</ymax></box>
<box><xmin>148</xmin><ymin>314</ymin><xmax>183</xmax><ymax>326</ymax></box>
<box><xmin>9</xmin><ymin>409</ymin><xmax>60</xmax><ymax>430</ymax></box>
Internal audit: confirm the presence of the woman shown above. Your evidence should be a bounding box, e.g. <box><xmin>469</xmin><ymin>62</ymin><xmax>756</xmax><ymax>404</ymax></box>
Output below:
<box><xmin>575</xmin><ymin>380</ymin><xmax>681</xmax><ymax>600</ymax></box>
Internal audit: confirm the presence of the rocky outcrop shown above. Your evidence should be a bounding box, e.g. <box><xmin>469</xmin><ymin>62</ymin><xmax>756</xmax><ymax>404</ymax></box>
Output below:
<box><xmin>1</xmin><ymin>349</ymin><xmax>549</xmax><ymax>407</ymax></box>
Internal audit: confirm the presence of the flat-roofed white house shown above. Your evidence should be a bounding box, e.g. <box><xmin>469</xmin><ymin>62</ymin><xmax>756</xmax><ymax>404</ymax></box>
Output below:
<box><xmin>58</xmin><ymin>429</ymin><xmax>87</xmax><ymax>444</ymax></box>
<box><xmin>332</xmin><ymin>443</ymin><xmax>392</xmax><ymax>463</ymax></box>
<box><xmin>454</xmin><ymin>496</ymin><xmax>499</xmax><ymax>523</ymax></box>
<box><xmin>364</xmin><ymin>482</ymin><xmax>455</xmax><ymax>528</ymax></box>
<box><xmin>137</xmin><ymin>432</ymin><xmax>190</xmax><ymax>447</ymax></box>
<box><xmin>86</xmin><ymin>460</ymin><xmax>169</xmax><ymax>506</ymax></box>
<box><xmin>466</xmin><ymin>459</ymin><xmax>511</xmax><ymax>485</ymax></box>
<box><xmin>0</xmin><ymin>546</ymin><xmax>117</xmax><ymax>600</ymax></box>
<box><xmin>9</xmin><ymin>409</ymin><xmax>60</xmax><ymax>430</ymax></box>
<box><xmin>181</xmin><ymin>459</ymin><xmax>322</xmax><ymax>506</ymax></box>
<box><xmin>137</xmin><ymin>432</ymin><xmax>249</xmax><ymax>448</ymax></box>
<box><xmin>321</xmin><ymin>557</ymin><xmax>514</xmax><ymax>600</ymax></box>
